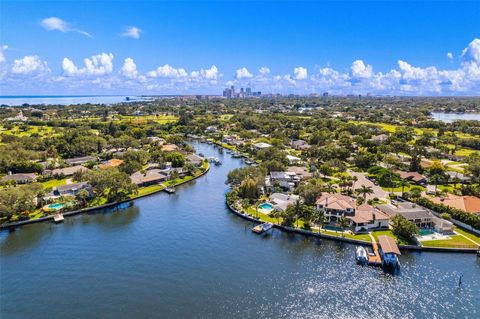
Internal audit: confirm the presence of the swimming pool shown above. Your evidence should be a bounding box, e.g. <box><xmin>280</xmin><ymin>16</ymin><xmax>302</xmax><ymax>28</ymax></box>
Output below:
<box><xmin>419</xmin><ymin>229</ymin><xmax>434</xmax><ymax>236</ymax></box>
<box><xmin>259</xmin><ymin>203</ymin><xmax>273</xmax><ymax>211</ymax></box>
<box><xmin>47</xmin><ymin>203</ymin><xmax>65</xmax><ymax>210</ymax></box>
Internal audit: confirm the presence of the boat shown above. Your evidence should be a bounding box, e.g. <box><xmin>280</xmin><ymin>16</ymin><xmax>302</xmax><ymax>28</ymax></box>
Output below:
<box><xmin>232</xmin><ymin>152</ymin><xmax>242</xmax><ymax>158</ymax></box>
<box><xmin>214</xmin><ymin>159</ymin><xmax>222</xmax><ymax>166</ymax></box>
<box><xmin>245</xmin><ymin>159</ymin><xmax>255</xmax><ymax>165</ymax></box>
<box><xmin>355</xmin><ymin>246</ymin><xmax>368</xmax><ymax>265</ymax></box>
<box><xmin>252</xmin><ymin>222</ymin><xmax>274</xmax><ymax>234</ymax></box>
<box><xmin>477</xmin><ymin>248</ymin><xmax>480</xmax><ymax>257</ymax></box>
<box><xmin>53</xmin><ymin>213</ymin><xmax>64</xmax><ymax>223</ymax></box>
<box><xmin>163</xmin><ymin>187</ymin><xmax>176</xmax><ymax>194</ymax></box>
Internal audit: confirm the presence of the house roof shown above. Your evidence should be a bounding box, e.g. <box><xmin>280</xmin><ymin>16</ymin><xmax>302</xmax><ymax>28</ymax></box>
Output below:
<box><xmin>253</xmin><ymin>142</ymin><xmax>272</xmax><ymax>149</ymax></box>
<box><xmin>287</xmin><ymin>166</ymin><xmax>312</xmax><ymax>179</ymax></box>
<box><xmin>316</xmin><ymin>193</ymin><xmax>356</xmax><ymax>211</ymax></box>
<box><xmin>2</xmin><ymin>173</ymin><xmax>37</xmax><ymax>182</ymax></box>
<box><xmin>187</xmin><ymin>154</ymin><xmax>204</xmax><ymax>163</ymax></box>
<box><xmin>56</xmin><ymin>182</ymin><xmax>90</xmax><ymax>193</ymax></box>
<box><xmin>431</xmin><ymin>195</ymin><xmax>480</xmax><ymax>214</ymax></box>
<box><xmin>130</xmin><ymin>169</ymin><xmax>168</xmax><ymax>185</ymax></box>
<box><xmin>395</xmin><ymin>170</ymin><xmax>425</xmax><ymax>182</ymax></box>
<box><xmin>349</xmin><ymin>204</ymin><xmax>390</xmax><ymax>224</ymax></box>
<box><xmin>161</xmin><ymin>144</ymin><xmax>179</xmax><ymax>152</ymax></box>
<box><xmin>65</xmin><ymin>156</ymin><xmax>97</xmax><ymax>164</ymax></box>
<box><xmin>378</xmin><ymin>235</ymin><xmax>401</xmax><ymax>255</ymax></box>
<box><xmin>99</xmin><ymin>159</ymin><xmax>123</xmax><ymax>169</ymax></box>
<box><xmin>51</xmin><ymin>165</ymin><xmax>89</xmax><ymax>176</ymax></box>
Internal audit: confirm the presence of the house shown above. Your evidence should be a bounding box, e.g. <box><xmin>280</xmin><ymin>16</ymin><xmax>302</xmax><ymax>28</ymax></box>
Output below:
<box><xmin>186</xmin><ymin>154</ymin><xmax>204</xmax><ymax>166</ymax></box>
<box><xmin>286</xmin><ymin>166</ymin><xmax>312</xmax><ymax>180</ymax></box>
<box><xmin>147</xmin><ymin>136</ymin><xmax>166</xmax><ymax>145</ymax></box>
<box><xmin>370</xmin><ymin>134</ymin><xmax>389</xmax><ymax>144</ymax></box>
<box><xmin>315</xmin><ymin>193</ymin><xmax>389</xmax><ymax>232</ymax></box>
<box><xmin>253</xmin><ymin>142</ymin><xmax>272</xmax><ymax>150</ymax></box>
<box><xmin>51</xmin><ymin>165</ymin><xmax>89</xmax><ymax>177</ymax></box>
<box><xmin>291</xmin><ymin>140</ymin><xmax>311</xmax><ymax>150</ymax></box>
<box><xmin>161</xmin><ymin>144</ymin><xmax>179</xmax><ymax>152</ymax></box>
<box><xmin>395</xmin><ymin>170</ymin><xmax>427</xmax><ymax>185</ymax></box>
<box><xmin>286</xmin><ymin>154</ymin><xmax>301</xmax><ymax>165</ymax></box>
<box><xmin>431</xmin><ymin>195</ymin><xmax>480</xmax><ymax>215</ymax></box>
<box><xmin>130</xmin><ymin>169</ymin><xmax>168</xmax><ymax>186</ymax></box>
<box><xmin>426</xmin><ymin>185</ymin><xmax>436</xmax><ymax>195</ymax></box>
<box><xmin>48</xmin><ymin>182</ymin><xmax>93</xmax><ymax>198</ymax></box>
<box><xmin>64</xmin><ymin>156</ymin><xmax>98</xmax><ymax>166</ymax></box>
<box><xmin>205</xmin><ymin>126</ymin><xmax>217</xmax><ymax>133</ymax></box>
<box><xmin>269</xmin><ymin>193</ymin><xmax>300</xmax><ymax>212</ymax></box>
<box><xmin>377</xmin><ymin>201</ymin><xmax>454</xmax><ymax>233</ymax></box>
<box><xmin>2</xmin><ymin>173</ymin><xmax>37</xmax><ymax>184</ymax></box>
<box><xmin>269</xmin><ymin>171</ymin><xmax>300</xmax><ymax>190</ymax></box>
<box><xmin>99</xmin><ymin>159</ymin><xmax>124</xmax><ymax>169</ymax></box>
<box><xmin>446</xmin><ymin>171</ymin><xmax>471</xmax><ymax>183</ymax></box>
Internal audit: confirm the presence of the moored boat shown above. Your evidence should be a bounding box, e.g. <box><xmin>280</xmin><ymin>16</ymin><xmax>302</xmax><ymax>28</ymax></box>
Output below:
<box><xmin>164</xmin><ymin>187</ymin><xmax>176</xmax><ymax>194</ymax></box>
<box><xmin>53</xmin><ymin>213</ymin><xmax>64</xmax><ymax>223</ymax></box>
<box><xmin>252</xmin><ymin>222</ymin><xmax>274</xmax><ymax>234</ymax></box>
<box><xmin>355</xmin><ymin>246</ymin><xmax>368</xmax><ymax>265</ymax></box>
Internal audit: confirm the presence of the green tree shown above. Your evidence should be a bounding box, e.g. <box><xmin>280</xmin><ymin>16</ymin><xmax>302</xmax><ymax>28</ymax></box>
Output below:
<box><xmin>356</xmin><ymin>185</ymin><xmax>374</xmax><ymax>201</ymax></box>
<box><xmin>337</xmin><ymin>216</ymin><xmax>350</xmax><ymax>237</ymax></box>
<box><xmin>391</xmin><ymin>214</ymin><xmax>419</xmax><ymax>243</ymax></box>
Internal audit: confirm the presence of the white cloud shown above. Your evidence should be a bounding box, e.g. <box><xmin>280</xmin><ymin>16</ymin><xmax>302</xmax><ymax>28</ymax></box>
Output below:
<box><xmin>11</xmin><ymin>55</ymin><xmax>49</xmax><ymax>75</ymax></box>
<box><xmin>461</xmin><ymin>38</ymin><xmax>480</xmax><ymax>63</ymax></box>
<box><xmin>351</xmin><ymin>60</ymin><xmax>373</xmax><ymax>78</ymax></box>
<box><xmin>0</xmin><ymin>45</ymin><xmax>7</xmax><ymax>64</ymax></box>
<box><xmin>447</xmin><ymin>52</ymin><xmax>453</xmax><ymax>60</ymax></box>
<box><xmin>120</xmin><ymin>58</ymin><xmax>138</xmax><ymax>78</ymax></box>
<box><xmin>191</xmin><ymin>65</ymin><xmax>219</xmax><ymax>80</ymax></box>
<box><xmin>235</xmin><ymin>67</ymin><xmax>253</xmax><ymax>79</ymax></box>
<box><xmin>294</xmin><ymin>66</ymin><xmax>308</xmax><ymax>80</ymax></box>
<box><xmin>41</xmin><ymin>17</ymin><xmax>92</xmax><ymax>38</ymax></box>
<box><xmin>121</xmin><ymin>26</ymin><xmax>142</xmax><ymax>39</ymax></box>
<box><xmin>62</xmin><ymin>53</ymin><xmax>114</xmax><ymax>76</ymax></box>
<box><xmin>259</xmin><ymin>66</ymin><xmax>270</xmax><ymax>75</ymax></box>
<box><xmin>147</xmin><ymin>64</ymin><xmax>187</xmax><ymax>78</ymax></box>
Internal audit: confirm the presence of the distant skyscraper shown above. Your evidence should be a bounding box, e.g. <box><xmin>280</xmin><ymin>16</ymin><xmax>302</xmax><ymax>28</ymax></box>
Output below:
<box><xmin>246</xmin><ymin>87</ymin><xmax>252</xmax><ymax>96</ymax></box>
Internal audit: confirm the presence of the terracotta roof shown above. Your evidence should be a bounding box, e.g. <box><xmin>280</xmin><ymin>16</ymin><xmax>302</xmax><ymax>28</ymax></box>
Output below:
<box><xmin>99</xmin><ymin>159</ymin><xmax>123</xmax><ymax>169</ymax></box>
<box><xmin>316</xmin><ymin>193</ymin><xmax>355</xmax><ymax>211</ymax></box>
<box><xmin>431</xmin><ymin>195</ymin><xmax>480</xmax><ymax>214</ymax></box>
<box><xmin>395</xmin><ymin>170</ymin><xmax>426</xmax><ymax>182</ymax></box>
<box><xmin>161</xmin><ymin>144</ymin><xmax>179</xmax><ymax>152</ymax></box>
<box><xmin>349</xmin><ymin>204</ymin><xmax>390</xmax><ymax>224</ymax></box>
<box><xmin>378</xmin><ymin>235</ymin><xmax>401</xmax><ymax>255</ymax></box>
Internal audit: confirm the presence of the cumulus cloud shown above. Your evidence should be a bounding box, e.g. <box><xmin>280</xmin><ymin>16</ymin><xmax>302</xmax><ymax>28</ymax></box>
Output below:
<box><xmin>120</xmin><ymin>57</ymin><xmax>138</xmax><ymax>78</ymax></box>
<box><xmin>41</xmin><ymin>17</ymin><xmax>92</xmax><ymax>38</ymax></box>
<box><xmin>351</xmin><ymin>60</ymin><xmax>373</xmax><ymax>78</ymax></box>
<box><xmin>447</xmin><ymin>52</ymin><xmax>453</xmax><ymax>60</ymax></box>
<box><xmin>259</xmin><ymin>66</ymin><xmax>270</xmax><ymax>75</ymax></box>
<box><xmin>62</xmin><ymin>53</ymin><xmax>114</xmax><ymax>76</ymax></box>
<box><xmin>11</xmin><ymin>55</ymin><xmax>50</xmax><ymax>75</ymax></box>
<box><xmin>462</xmin><ymin>38</ymin><xmax>480</xmax><ymax>63</ymax></box>
<box><xmin>190</xmin><ymin>65</ymin><xmax>219</xmax><ymax>81</ymax></box>
<box><xmin>121</xmin><ymin>26</ymin><xmax>142</xmax><ymax>39</ymax></box>
<box><xmin>294</xmin><ymin>66</ymin><xmax>308</xmax><ymax>80</ymax></box>
<box><xmin>147</xmin><ymin>64</ymin><xmax>187</xmax><ymax>78</ymax></box>
<box><xmin>0</xmin><ymin>45</ymin><xmax>7</xmax><ymax>64</ymax></box>
<box><xmin>235</xmin><ymin>67</ymin><xmax>253</xmax><ymax>79</ymax></box>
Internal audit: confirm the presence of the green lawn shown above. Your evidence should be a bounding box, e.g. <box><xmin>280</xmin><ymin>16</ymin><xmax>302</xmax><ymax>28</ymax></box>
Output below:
<box><xmin>454</xmin><ymin>228</ymin><xmax>480</xmax><ymax>245</ymax></box>
<box><xmin>421</xmin><ymin>235</ymin><xmax>477</xmax><ymax>248</ymax></box>
<box><xmin>135</xmin><ymin>184</ymin><xmax>165</xmax><ymax>197</ymax></box>
<box><xmin>40</xmin><ymin>178</ymin><xmax>67</xmax><ymax>189</ymax></box>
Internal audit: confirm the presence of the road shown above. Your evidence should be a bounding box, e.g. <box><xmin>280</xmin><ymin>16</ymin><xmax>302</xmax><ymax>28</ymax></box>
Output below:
<box><xmin>348</xmin><ymin>170</ymin><xmax>388</xmax><ymax>201</ymax></box>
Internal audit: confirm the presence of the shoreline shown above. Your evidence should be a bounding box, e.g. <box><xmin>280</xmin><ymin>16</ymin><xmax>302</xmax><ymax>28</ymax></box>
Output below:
<box><xmin>0</xmin><ymin>164</ymin><xmax>210</xmax><ymax>230</ymax></box>
<box><xmin>225</xmin><ymin>200</ymin><xmax>478</xmax><ymax>254</ymax></box>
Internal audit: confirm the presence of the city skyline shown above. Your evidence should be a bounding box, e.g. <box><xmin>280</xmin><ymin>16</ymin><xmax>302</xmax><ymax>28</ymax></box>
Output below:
<box><xmin>1</xmin><ymin>1</ymin><xmax>479</xmax><ymax>96</ymax></box>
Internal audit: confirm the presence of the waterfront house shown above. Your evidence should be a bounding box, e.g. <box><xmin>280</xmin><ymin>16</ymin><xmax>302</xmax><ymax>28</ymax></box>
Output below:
<box><xmin>65</xmin><ymin>156</ymin><xmax>98</xmax><ymax>166</ymax></box>
<box><xmin>269</xmin><ymin>171</ymin><xmax>300</xmax><ymax>191</ymax></box>
<box><xmin>377</xmin><ymin>201</ymin><xmax>453</xmax><ymax>233</ymax></box>
<box><xmin>2</xmin><ymin>173</ymin><xmax>37</xmax><ymax>184</ymax></box>
<box><xmin>269</xmin><ymin>193</ymin><xmax>300</xmax><ymax>212</ymax></box>
<box><xmin>315</xmin><ymin>193</ymin><xmax>389</xmax><ymax>232</ymax></box>
<box><xmin>47</xmin><ymin>182</ymin><xmax>93</xmax><ymax>198</ymax></box>
<box><xmin>130</xmin><ymin>169</ymin><xmax>168</xmax><ymax>186</ymax></box>
<box><xmin>253</xmin><ymin>142</ymin><xmax>272</xmax><ymax>150</ymax></box>
<box><xmin>186</xmin><ymin>154</ymin><xmax>204</xmax><ymax>167</ymax></box>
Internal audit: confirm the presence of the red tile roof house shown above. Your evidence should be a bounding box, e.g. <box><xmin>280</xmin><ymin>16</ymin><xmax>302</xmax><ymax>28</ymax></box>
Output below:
<box><xmin>315</xmin><ymin>193</ymin><xmax>390</xmax><ymax>233</ymax></box>
<box><xmin>431</xmin><ymin>195</ymin><xmax>480</xmax><ymax>215</ymax></box>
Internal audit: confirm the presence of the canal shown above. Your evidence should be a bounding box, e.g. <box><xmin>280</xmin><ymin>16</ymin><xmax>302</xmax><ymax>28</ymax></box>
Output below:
<box><xmin>1</xmin><ymin>141</ymin><xmax>479</xmax><ymax>319</ymax></box>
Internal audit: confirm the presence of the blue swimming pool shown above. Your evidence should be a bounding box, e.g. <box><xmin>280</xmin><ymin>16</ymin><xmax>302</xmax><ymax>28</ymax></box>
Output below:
<box><xmin>419</xmin><ymin>229</ymin><xmax>434</xmax><ymax>236</ymax></box>
<box><xmin>259</xmin><ymin>203</ymin><xmax>273</xmax><ymax>211</ymax></box>
<box><xmin>47</xmin><ymin>203</ymin><xmax>65</xmax><ymax>210</ymax></box>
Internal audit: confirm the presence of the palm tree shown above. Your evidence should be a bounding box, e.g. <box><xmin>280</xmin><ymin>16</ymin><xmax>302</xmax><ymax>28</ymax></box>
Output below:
<box><xmin>313</xmin><ymin>209</ymin><xmax>327</xmax><ymax>234</ymax></box>
<box><xmin>294</xmin><ymin>199</ymin><xmax>302</xmax><ymax>228</ymax></box>
<box><xmin>398</xmin><ymin>179</ymin><xmax>410</xmax><ymax>198</ymax></box>
<box><xmin>271</xmin><ymin>209</ymin><xmax>282</xmax><ymax>225</ymax></box>
<box><xmin>338</xmin><ymin>216</ymin><xmax>350</xmax><ymax>237</ymax></box>
<box><xmin>356</xmin><ymin>185</ymin><xmax>374</xmax><ymax>201</ymax></box>
<box><xmin>351</xmin><ymin>175</ymin><xmax>358</xmax><ymax>192</ymax></box>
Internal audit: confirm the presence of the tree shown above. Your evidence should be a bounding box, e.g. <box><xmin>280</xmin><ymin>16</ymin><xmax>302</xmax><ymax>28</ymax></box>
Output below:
<box><xmin>391</xmin><ymin>214</ymin><xmax>419</xmax><ymax>243</ymax></box>
<box><xmin>312</xmin><ymin>208</ymin><xmax>327</xmax><ymax>234</ymax></box>
<box><xmin>398</xmin><ymin>179</ymin><xmax>410</xmax><ymax>197</ymax></box>
<box><xmin>75</xmin><ymin>188</ymin><xmax>90</xmax><ymax>207</ymax></box>
<box><xmin>82</xmin><ymin>168</ymin><xmax>137</xmax><ymax>202</ymax></box>
<box><xmin>337</xmin><ymin>216</ymin><xmax>350</xmax><ymax>237</ymax></box>
<box><xmin>356</xmin><ymin>185</ymin><xmax>374</xmax><ymax>201</ymax></box>
<box><xmin>281</xmin><ymin>205</ymin><xmax>296</xmax><ymax>227</ymax></box>
<box><xmin>301</xmin><ymin>205</ymin><xmax>315</xmax><ymax>230</ymax></box>
<box><xmin>238</xmin><ymin>177</ymin><xmax>258</xmax><ymax>200</ymax></box>
<box><xmin>163</xmin><ymin>152</ymin><xmax>185</xmax><ymax>168</ymax></box>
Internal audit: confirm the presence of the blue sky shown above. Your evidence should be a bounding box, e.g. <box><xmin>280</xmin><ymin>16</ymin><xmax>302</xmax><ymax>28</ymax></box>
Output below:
<box><xmin>1</xmin><ymin>1</ymin><xmax>479</xmax><ymax>95</ymax></box>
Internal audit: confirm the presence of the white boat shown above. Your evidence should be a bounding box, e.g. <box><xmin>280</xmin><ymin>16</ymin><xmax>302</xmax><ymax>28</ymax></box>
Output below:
<box><xmin>252</xmin><ymin>222</ymin><xmax>274</xmax><ymax>234</ymax></box>
<box><xmin>53</xmin><ymin>213</ymin><xmax>64</xmax><ymax>223</ymax></box>
<box><xmin>355</xmin><ymin>246</ymin><xmax>368</xmax><ymax>264</ymax></box>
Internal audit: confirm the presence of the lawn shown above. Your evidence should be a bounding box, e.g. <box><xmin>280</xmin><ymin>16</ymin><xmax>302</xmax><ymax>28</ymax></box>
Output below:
<box><xmin>136</xmin><ymin>184</ymin><xmax>165</xmax><ymax>197</ymax></box>
<box><xmin>421</xmin><ymin>235</ymin><xmax>477</xmax><ymax>248</ymax></box>
<box><xmin>0</xmin><ymin>125</ymin><xmax>62</xmax><ymax>138</ymax></box>
<box><xmin>40</xmin><ymin>178</ymin><xmax>67</xmax><ymax>189</ymax></box>
<box><xmin>454</xmin><ymin>228</ymin><xmax>480</xmax><ymax>245</ymax></box>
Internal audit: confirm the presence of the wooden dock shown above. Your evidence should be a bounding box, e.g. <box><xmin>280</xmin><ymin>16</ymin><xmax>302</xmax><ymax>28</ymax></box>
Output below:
<box><xmin>368</xmin><ymin>233</ymin><xmax>382</xmax><ymax>266</ymax></box>
<box><xmin>53</xmin><ymin>213</ymin><xmax>64</xmax><ymax>223</ymax></box>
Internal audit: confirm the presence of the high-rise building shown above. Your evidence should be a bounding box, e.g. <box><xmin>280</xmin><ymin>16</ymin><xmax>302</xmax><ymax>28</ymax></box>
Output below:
<box><xmin>246</xmin><ymin>87</ymin><xmax>252</xmax><ymax>96</ymax></box>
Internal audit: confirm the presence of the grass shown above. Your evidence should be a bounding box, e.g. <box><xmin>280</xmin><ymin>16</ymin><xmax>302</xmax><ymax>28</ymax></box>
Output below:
<box><xmin>454</xmin><ymin>227</ymin><xmax>480</xmax><ymax>245</ymax></box>
<box><xmin>0</xmin><ymin>125</ymin><xmax>62</xmax><ymax>138</ymax></box>
<box><xmin>40</xmin><ymin>178</ymin><xmax>67</xmax><ymax>189</ymax></box>
<box><xmin>421</xmin><ymin>235</ymin><xmax>477</xmax><ymax>248</ymax></box>
<box><xmin>135</xmin><ymin>184</ymin><xmax>165</xmax><ymax>197</ymax></box>
<box><xmin>381</xmin><ymin>185</ymin><xmax>424</xmax><ymax>193</ymax></box>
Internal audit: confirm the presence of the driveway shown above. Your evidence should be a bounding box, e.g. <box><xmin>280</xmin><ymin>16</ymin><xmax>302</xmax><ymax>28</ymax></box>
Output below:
<box><xmin>348</xmin><ymin>170</ymin><xmax>388</xmax><ymax>201</ymax></box>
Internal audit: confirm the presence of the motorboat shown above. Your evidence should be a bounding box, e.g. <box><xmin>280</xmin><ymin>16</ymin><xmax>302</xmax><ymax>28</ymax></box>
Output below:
<box><xmin>355</xmin><ymin>246</ymin><xmax>368</xmax><ymax>265</ymax></box>
<box><xmin>252</xmin><ymin>222</ymin><xmax>274</xmax><ymax>234</ymax></box>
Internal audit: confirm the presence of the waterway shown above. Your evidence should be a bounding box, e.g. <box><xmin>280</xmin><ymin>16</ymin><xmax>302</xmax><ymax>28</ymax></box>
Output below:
<box><xmin>1</xmin><ymin>142</ymin><xmax>479</xmax><ymax>319</ymax></box>
<box><xmin>431</xmin><ymin>112</ymin><xmax>480</xmax><ymax>123</ymax></box>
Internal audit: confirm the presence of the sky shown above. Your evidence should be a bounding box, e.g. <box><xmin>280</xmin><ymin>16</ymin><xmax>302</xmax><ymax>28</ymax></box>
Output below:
<box><xmin>0</xmin><ymin>0</ymin><xmax>479</xmax><ymax>96</ymax></box>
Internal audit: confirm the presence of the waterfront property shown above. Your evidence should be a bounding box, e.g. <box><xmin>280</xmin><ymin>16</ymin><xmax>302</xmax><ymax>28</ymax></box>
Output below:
<box><xmin>269</xmin><ymin>193</ymin><xmax>300</xmax><ymax>212</ymax></box>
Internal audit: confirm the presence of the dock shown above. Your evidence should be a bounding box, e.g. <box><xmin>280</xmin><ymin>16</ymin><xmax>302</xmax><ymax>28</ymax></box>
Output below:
<box><xmin>367</xmin><ymin>233</ymin><xmax>382</xmax><ymax>266</ymax></box>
